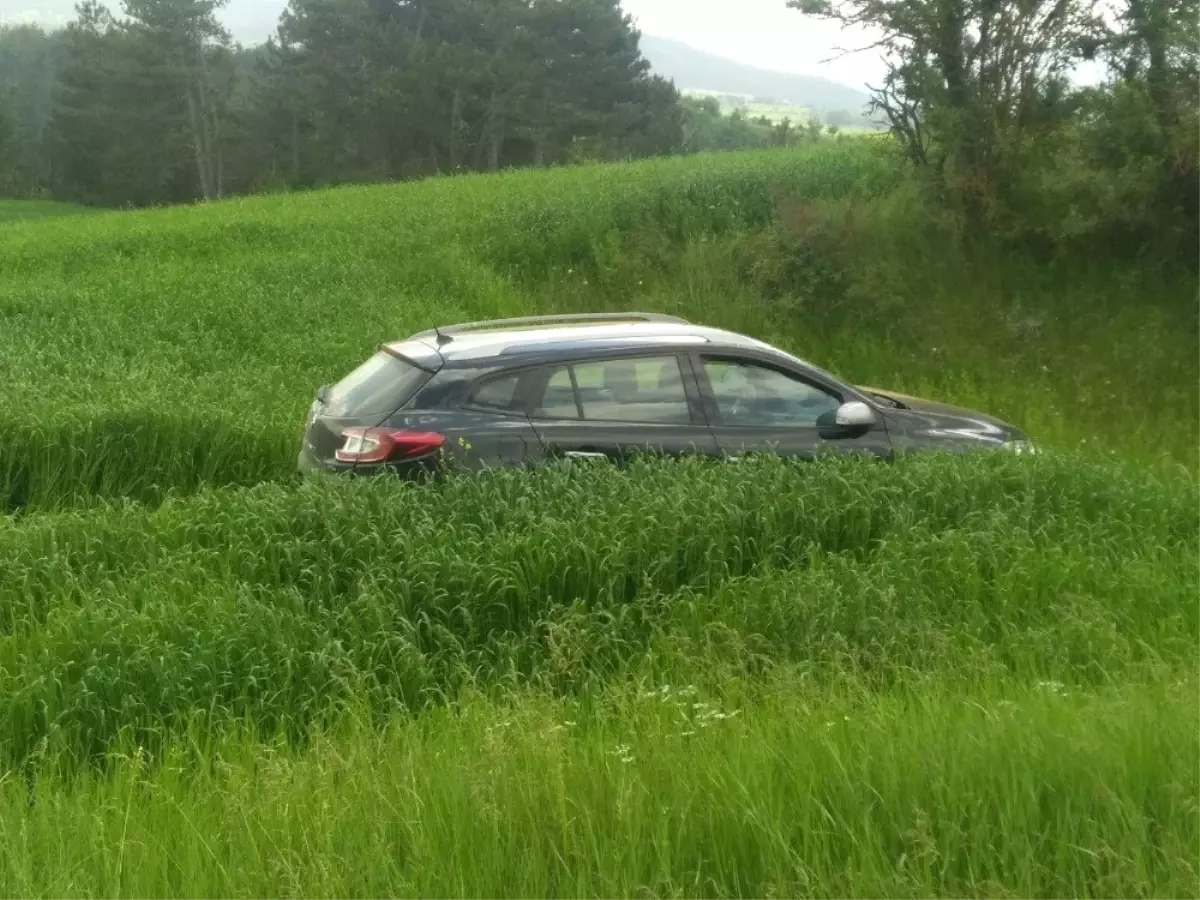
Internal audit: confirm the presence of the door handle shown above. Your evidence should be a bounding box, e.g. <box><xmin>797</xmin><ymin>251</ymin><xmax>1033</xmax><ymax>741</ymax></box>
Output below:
<box><xmin>563</xmin><ymin>450</ymin><xmax>609</xmax><ymax>460</ymax></box>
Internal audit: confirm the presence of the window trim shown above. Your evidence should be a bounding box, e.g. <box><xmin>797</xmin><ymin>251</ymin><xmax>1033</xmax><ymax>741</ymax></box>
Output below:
<box><xmin>691</xmin><ymin>352</ymin><xmax>847</xmax><ymax>429</ymax></box>
<box><xmin>525</xmin><ymin>351</ymin><xmax>707</xmax><ymax>426</ymax></box>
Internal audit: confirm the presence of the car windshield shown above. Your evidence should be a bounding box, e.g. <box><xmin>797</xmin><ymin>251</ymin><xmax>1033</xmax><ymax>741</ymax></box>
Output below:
<box><xmin>323</xmin><ymin>350</ymin><xmax>428</xmax><ymax>417</ymax></box>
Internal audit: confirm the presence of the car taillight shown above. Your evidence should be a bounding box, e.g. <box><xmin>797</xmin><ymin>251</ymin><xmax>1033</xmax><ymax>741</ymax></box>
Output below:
<box><xmin>335</xmin><ymin>427</ymin><xmax>445</xmax><ymax>464</ymax></box>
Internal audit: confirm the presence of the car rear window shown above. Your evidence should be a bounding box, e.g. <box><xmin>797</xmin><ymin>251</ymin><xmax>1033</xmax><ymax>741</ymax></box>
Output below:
<box><xmin>324</xmin><ymin>350</ymin><xmax>429</xmax><ymax>417</ymax></box>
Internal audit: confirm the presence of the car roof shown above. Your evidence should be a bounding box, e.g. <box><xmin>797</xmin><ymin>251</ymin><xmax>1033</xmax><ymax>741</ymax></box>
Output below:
<box><xmin>383</xmin><ymin>313</ymin><xmax>833</xmax><ymax>378</ymax></box>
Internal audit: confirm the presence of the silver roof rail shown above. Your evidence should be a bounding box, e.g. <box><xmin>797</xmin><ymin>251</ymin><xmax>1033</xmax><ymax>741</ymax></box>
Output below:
<box><xmin>411</xmin><ymin>311</ymin><xmax>691</xmax><ymax>344</ymax></box>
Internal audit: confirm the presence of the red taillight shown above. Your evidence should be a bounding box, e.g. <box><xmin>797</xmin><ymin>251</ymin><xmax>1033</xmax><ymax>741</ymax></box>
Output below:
<box><xmin>335</xmin><ymin>427</ymin><xmax>445</xmax><ymax>464</ymax></box>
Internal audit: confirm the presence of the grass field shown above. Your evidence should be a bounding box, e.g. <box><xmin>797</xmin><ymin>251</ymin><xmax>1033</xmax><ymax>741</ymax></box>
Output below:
<box><xmin>0</xmin><ymin>143</ymin><xmax>1197</xmax><ymax>896</ymax></box>
<box><xmin>0</xmin><ymin>197</ymin><xmax>93</xmax><ymax>222</ymax></box>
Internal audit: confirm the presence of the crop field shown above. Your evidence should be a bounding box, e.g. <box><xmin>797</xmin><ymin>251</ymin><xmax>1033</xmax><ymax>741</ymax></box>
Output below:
<box><xmin>0</xmin><ymin>143</ymin><xmax>1197</xmax><ymax>896</ymax></box>
<box><xmin>0</xmin><ymin>198</ymin><xmax>93</xmax><ymax>223</ymax></box>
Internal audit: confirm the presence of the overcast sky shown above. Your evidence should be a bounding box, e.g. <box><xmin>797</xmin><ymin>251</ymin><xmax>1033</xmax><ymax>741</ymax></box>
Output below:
<box><xmin>1</xmin><ymin>0</ymin><xmax>890</xmax><ymax>88</ymax></box>
<box><xmin>626</xmin><ymin>0</ymin><xmax>888</xmax><ymax>87</ymax></box>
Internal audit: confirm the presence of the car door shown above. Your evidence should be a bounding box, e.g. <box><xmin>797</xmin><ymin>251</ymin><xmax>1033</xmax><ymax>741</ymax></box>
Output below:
<box><xmin>379</xmin><ymin>365</ymin><xmax>544</xmax><ymax>473</ymax></box>
<box><xmin>525</xmin><ymin>352</ymin><xmax>720</xmax><ymax>463</ymax></box>
<box><xmin>691</xmin><ymin>352</ymin><xmax>892</xmax><ymax>460</ymax></box>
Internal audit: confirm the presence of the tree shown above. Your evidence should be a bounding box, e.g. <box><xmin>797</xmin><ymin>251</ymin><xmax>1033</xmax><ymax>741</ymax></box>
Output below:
<box><xmin>29</xmin><ymin>0</ymin><xmax>685</xmax><ymax>205</ymax></box>
<box><xmin>45</xmin><ymin>2</ymin><xmax>122</xmax><ymax>205</ymax></box>
<box><xmin>122</xmin><ymin>0</ymin><xmax>236</xmax><ymax>200</ymax></box>
<box><xmin>0</xmin><ymin>25</ymin><xmax>64</xmax><ymax>196</ymax></box>
<box><xmin>0</xmin><ymin>89</ymin><xmax>14</xmax><ymax>193</ymax></box>
<box><xmin>1045</xmin><ymin>0</ymin><xmax>1200</xmax><ymax>252</ymax></box>
<box><xmin>789</xmin><ymin>0</ymin><xmax>1105</xmax><ymax>226</ymax></box>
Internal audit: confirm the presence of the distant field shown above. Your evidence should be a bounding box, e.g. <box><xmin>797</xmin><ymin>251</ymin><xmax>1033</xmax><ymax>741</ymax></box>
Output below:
<box><xmin>0</xmin><ymin>143</ymin><xmax>1197</xmax><ymax>896</ymax></box>
<box><xmin>681</xmin><ymin>88</ymin><xmax>881</xmax><ymax>129</ymax></box>
<box><xmin>0</xmin><ymin>198</ymin><xmax>93</xmax><ymax>222</ymax></box>
<box><xmin>683</xmin><ymin>88</ymin><xmax>816</xmax><ymax>123</ymax></box>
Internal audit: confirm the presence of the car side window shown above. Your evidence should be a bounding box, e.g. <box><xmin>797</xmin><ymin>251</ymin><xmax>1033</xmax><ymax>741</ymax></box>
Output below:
<box><xmin>466</xmin><ymin>372</ymin><xmax>523</xmax><ymax>412</ymax></box>
<box><xmin>531</xmin><ymin>356</ymin><xmax>692</xmax><ymax>424</ymax></box>
<box><xmin>702</xmin><ymin>358</ymin><xmax>840</xmax><ymax>426</ymax></box>
<box><xmin>534</xmin><ymin>367</ymin><xmax>582</xmax><ymax>419</ymax></box>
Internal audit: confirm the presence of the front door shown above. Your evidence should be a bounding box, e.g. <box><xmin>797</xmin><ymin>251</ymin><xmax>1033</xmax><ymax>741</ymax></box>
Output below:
<box><xmin>525</xmin><ymin>353</ymin><xmax>720</xmax><ymax>463</ymax></box>
<box><xmin>692</xmin><ymin>354</ymin><xmax>892</xmax><ymax>460</ymax></box>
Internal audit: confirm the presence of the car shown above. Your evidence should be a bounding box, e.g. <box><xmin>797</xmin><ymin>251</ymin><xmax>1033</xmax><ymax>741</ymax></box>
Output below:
<box><xmin>297</xmin><ymin>311</ymin><xmax>1035</xmax><ymax>478</ymax></box>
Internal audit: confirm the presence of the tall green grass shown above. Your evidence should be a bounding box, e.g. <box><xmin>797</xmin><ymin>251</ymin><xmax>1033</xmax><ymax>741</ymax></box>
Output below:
<box><xmin>0</xmin><ymin>142</ymin><xmax>1194</xmax><ymax>512</ymax></box>
<box><xmin>1</xmin><ymin>144</ymin><xmax>1197</xmax><ymax>896</ymax></box>
<box><xmin>1</xmin><ymin>454</ymin><xmax>1195</xmax><ymax>769</ymax></box>
<box><xmin>2</xmin><ymin>672</ymin><xmax>1195</xmax><ymax>898</ymax></box>
<box><xmin>0</xmin><ymin>198</ymin><xmax>93</xmax><ymax>223</ymax></box>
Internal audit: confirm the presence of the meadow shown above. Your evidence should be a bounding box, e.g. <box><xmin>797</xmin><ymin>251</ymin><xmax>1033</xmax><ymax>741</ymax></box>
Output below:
<box><xmin>0</xmin><ymin>142</ymin><xmax>1196</xmax><ymax>896</ymax></box>
<box><xmin>0</xmin><ymin>198</ymin><xmax>93</xmax><ymax>223</ymax></box>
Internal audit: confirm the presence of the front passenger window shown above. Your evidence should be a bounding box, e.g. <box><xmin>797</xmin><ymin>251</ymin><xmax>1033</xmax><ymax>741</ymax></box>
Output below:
<box><xmin>703</xmin><ymin>358</ymin><xmax>839</xmax><ymax>426</ymax></box>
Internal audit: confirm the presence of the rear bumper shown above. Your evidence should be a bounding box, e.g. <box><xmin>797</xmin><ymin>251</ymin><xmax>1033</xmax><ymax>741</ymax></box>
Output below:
<box><xmin>297</xmin><ymin>445</ymin><xmax>349</xmax><ymax>475</ymax></box>
<box><xmin>297</xmin><ymin>445</ymin><xmax>444</xmax><ymax>480</ymax></box>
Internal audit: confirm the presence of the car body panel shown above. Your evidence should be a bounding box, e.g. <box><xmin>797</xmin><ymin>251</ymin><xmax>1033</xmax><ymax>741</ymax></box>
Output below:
<box><xmin>856</xmin><ymin>385</ymin><xmax>1027</xmax><ymax>452</ymax></box>
<box><xmin>387</xmin><ymin>410</ymin><xmax>542</xmax><ymax>471</ymax></box>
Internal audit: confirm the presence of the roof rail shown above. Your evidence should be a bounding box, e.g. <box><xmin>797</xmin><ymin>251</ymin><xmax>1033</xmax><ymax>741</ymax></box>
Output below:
<box><xmin>411</xmin><ymin>311</ymin><xmax>690</xmax><ymax>344</ymax></box>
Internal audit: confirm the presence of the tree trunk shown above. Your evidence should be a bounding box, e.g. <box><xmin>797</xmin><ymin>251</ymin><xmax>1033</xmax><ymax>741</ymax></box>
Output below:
<box><xmin>291</xmin><ymin>105</ymin><xmax>300</xmax><ymax>183</ymax></box>
<box><xmin>1132</xmin><ymin>0</ymin><xmax>1173</xmax><ymax>135</ymax></box>
<box><xmin>533</xmin><ymin>85</ymin><xmax>549</xmax><ymax>167</ymax></box>
<box><xmin>449</xmin><ymin>87</ymin><xmax>461</xmax><ymax>169</ymax></box>
<box><xmin>185</xmin><ymin>85</ymin><xmax>213</xmax><ymax>201</ymax></box>
<box><xmin>486</xmin><ymin>86</ymin><xmax>503</xmax><ymax>171</ymax></box>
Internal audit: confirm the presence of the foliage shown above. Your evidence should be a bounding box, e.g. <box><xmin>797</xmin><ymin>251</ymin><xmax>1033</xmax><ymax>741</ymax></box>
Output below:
<box><xmin>0</xmin><ymin>451</ymin><xmax>1196</xmax><ymax>768</ymax></box>
<box><xmin>1</xmin><ymin>0</ymin><xmax>686</xmax><ymax>206</ymax></box>
<box><xmin>1</xmin><ymin>661</ymin><xmax>1196</xmax><ymax>896</ymax></box>
<box><xmin>789</xmin><ymin>0</ymin><xmax>1104</xmax><ymax>202</ymax></box>
<box><xmin>0</xmin><ymin>24</ymin><xmax>62</xmax><ymax>197</ymax></box>
<box><xmin>676</xmin><ymin>97</ymin><xmax>850</xmax><ymax>153</ymax></box>
<box><xmin>787</xmin><ymin>0</ymin><xmax>1199</xmax><ymax>257</ymax></box>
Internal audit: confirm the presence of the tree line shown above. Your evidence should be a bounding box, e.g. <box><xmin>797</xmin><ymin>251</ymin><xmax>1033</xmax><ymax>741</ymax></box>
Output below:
<box><xmin>0</xmin><ymin>0</ymin><xmax>714</xmax><ymax>206</ymax></box>
<box><xmin>1</xmin><ymin>0</ymin><xmax>1195</xmax><ymax>260</ymax></box>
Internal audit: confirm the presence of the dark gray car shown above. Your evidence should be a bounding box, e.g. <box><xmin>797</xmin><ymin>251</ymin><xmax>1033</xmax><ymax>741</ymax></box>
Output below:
<box><xmin>298</xmin><ymin>312</ymin><xmax>1034</xmax><ymax>477</ymax></box>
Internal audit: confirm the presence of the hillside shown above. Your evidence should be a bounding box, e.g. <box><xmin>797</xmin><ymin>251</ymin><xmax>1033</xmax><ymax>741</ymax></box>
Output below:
<box><xmin>640</xmin><ymin>35</ymin><xmax>872</xmax><ymax>112</ymax></box>
<box><xmin>0</xmin><ymin>198</ymin><xmax>91</xmax><ymax>222</ymax></box>
<box><xmin>0</xmin><ymin>145</ymin><xmax>1196</xmax><ymax>895</ymax></box>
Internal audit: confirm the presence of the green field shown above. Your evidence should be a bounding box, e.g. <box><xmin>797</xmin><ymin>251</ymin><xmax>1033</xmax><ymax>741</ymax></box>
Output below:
<box><xmin>0</xmin><ymin>198</ymin><xmax>93</xmax><ymax>223</ymax></box>
<box><xmin>0</xmin><ymin>143</ymin><xmax>1197</xmax><ymax>896</ymax></box>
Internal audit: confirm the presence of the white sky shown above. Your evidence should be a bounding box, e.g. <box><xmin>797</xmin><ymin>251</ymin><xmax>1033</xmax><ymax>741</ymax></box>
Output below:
<box><xmin>622</xmin><ymin>0</ymin><xmax>890</xmax><ymax>88</ymax></box>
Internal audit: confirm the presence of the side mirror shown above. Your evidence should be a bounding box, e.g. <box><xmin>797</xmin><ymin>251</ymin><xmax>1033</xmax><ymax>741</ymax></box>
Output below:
<box><xmin>834</xmin><ymin>400</ymin><xmax>876</xmax><ymax>428</ymax></box>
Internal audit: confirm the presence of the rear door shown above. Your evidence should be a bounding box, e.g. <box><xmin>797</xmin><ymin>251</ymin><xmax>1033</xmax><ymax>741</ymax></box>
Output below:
<box><xmin>525</xmin><ymin>352</ymin><xmax>719</xmax><ymax>463</ymax></box>
<box><xmin>302</xmin><ymin>348</ymin><xmax>434</xmax><ymax>468</ymax></box>
<box><xmin>691</xmin><ymin>352</ymin><xmax>892</xmax><ymax>460</ymax></box>
<box><xmin>389</xmin><ymin>366</ymin><xmax>544</xmax><ymax>471</ymax></box>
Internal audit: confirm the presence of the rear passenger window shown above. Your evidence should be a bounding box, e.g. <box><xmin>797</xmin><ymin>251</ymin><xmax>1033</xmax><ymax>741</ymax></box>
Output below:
<box><xmin>468</xmin><ymin>373</ymin><xmax>522</xmax><ymax>412</ymax></box>
<box><xmin>534</xmin><ymin>367</ymin><xmax>581</xmax><ymax>418</ymax></box>
<box><xmin>532</xmin><ymin>356</ymin><xmax>692</xmax><ymax>424</ymax></box>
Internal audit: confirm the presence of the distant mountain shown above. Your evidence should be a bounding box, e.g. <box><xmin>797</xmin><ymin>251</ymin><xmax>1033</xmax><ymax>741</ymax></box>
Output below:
<box><xmin>639</xmin><ymin>35</ymin><xmax>871</xmax><ymax>113</ymax></box>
